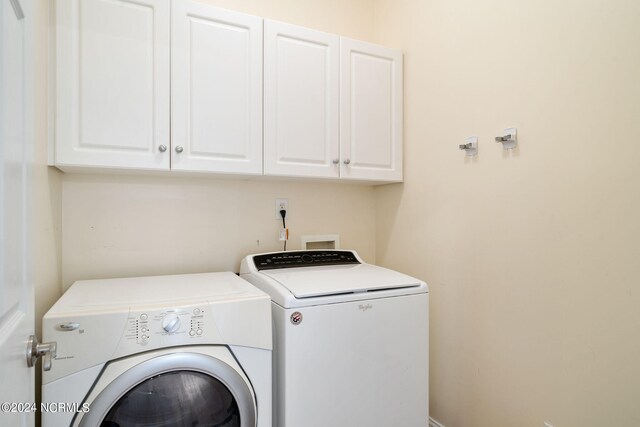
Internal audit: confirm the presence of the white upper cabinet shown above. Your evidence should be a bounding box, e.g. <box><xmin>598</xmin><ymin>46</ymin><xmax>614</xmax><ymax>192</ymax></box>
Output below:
<box><xmin>53</xmin><ymin>3</ymin><xmax>403</xmax><ymax>182</ymax></box>
<box><xmin>55</xmin><ymin>0</ymin><xmax>170</xmax><ymax>170</ymax></box>
<box><xmin>340</xmin><ymin>38</ymin><xmax>403</xmax><ymax>182</ymax></box>
<box><xmin>171</xmin><ymin>1</ymin><xmax>263</xmax><ymax>174</ymax></box>
<box><xmin>264</xmin><ymin>21</ymin><xmax>340</xmax><ymax>178</ymax></box>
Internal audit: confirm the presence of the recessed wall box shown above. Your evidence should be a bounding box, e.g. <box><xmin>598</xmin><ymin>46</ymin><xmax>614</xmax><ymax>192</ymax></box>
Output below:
<box><xmin>300</xmin><ymin>234</ymin><xmax>340</xmax><ymax>250</ymax></box>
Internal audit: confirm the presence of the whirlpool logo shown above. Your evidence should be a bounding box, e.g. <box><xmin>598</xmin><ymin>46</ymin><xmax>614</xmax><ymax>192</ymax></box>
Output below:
<box><xmin>358</xmin><ymin>303</ymin><xmax>373</xmax><ymax>312</ymax></box>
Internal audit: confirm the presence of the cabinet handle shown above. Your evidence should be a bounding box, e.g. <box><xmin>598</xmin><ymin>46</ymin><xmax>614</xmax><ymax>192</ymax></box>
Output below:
<box><xmin>332</xmin><ymin>159</ymin><xmax>339</xmax><ymax>165</ymax></box>
<box><xmin>158</xmin><ymin>145</ymin><xmax>167</xmax><ymax>153</ymax></box>
<box><xmin>175</xmin><ymin>146</ymin><xmax>184</xmax><ymax>153</ymax></box>
<box><xmin>343</xmin><ymin>159</ymin><xmax>351</xmax><ymax>165</ymax></box>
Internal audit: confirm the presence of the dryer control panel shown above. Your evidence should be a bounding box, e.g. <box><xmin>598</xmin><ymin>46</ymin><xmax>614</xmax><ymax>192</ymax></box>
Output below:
<box><xmin>125</xmin><ymin>306</ymin><xmax>209</xmax><ymax>347</ymax></box>
<box><xmin>254</xmin><ymin>250</ymin><xmax>360</xmax><ymax>270</ymax></box>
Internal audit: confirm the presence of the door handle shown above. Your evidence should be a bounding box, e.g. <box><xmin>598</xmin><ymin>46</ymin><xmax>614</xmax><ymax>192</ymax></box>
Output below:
<box><xmin>26</xmin><ymin>335</ymin><xmax>57</xmax><ymax>371</ymax></box>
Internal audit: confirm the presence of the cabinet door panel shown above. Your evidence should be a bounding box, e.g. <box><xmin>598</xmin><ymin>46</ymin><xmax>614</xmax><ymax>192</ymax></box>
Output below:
<box><xmin>264</xmin><ymin>21</ymin><xmax>339</xmax><ymax>178</ymax></box>
<box><xmin>172</xmin><ymin>1</ymin><xmax>262</xmax><ymax>174</ymax></box>
<box><xmin>55</xmin><ymin>0</ymin><xmax>170</xmax><ymax>170</ymax></box>
<box><xmin>340</xmin><ymin>38</ymin><xmax>403</xmax><ymax>182</ymax></box>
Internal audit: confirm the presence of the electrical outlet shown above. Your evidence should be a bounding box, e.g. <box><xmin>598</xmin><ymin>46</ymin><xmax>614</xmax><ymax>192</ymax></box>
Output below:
<box><xmin>278</xmin><ymin>229</ymin><xmax>288</xmax><ymax>241</ymax></box>
<box><xmin>275</xmin><ymin>198</ymin><xmax>289</xmax><ymax>219</ymax></box>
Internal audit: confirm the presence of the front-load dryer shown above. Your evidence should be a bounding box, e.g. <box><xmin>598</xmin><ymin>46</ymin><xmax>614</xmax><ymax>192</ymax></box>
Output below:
<box><xmin>42</xmin><ymin>272</ymin><xmax>271</xmax><ymax>427</ymax></box>
<box><xmin>240</xmin><ymin>250</ymin><xmax>429</xmax><ymax>427</ymax></box>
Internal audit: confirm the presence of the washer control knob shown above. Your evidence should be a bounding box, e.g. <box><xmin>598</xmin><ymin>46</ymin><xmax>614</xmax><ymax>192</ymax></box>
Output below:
<box><xmin>162</xmin><ymin>314</ymin><xmax>181</xmax><ymax>334</ymax></box>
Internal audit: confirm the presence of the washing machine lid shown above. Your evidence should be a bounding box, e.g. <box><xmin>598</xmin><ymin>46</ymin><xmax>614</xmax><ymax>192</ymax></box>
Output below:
<box><xmin>260</xmin><ymin>263</ymin><xmax>422</xmax><ymax>299</ymax></box>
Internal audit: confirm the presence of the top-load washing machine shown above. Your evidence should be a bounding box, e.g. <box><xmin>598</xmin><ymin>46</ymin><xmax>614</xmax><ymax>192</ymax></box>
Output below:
<box><xmin>240</xmin><ymin>250</ymin><xmax>429</xmax><ymax>427</ymax></box>
<box><xmin>42</xmin><ymin>272</ymin><xmax>271</xmax><ymax>427</ymax></box>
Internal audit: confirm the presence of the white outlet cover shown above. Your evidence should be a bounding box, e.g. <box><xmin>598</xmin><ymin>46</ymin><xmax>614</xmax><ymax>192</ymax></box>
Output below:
<box><xmin>275</xmin><ymin>198</ymin><xmax>289</xmax><ymax>220</ymax></box>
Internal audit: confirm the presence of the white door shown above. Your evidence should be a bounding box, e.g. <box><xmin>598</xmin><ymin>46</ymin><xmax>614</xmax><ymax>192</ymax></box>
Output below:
<box><xmin>171</xmin><ymin>1</ymin><xmax>263</xmax><ymax>175</ymax></box>
<box><xmin>0</xmin><ymin>0</ymin><xmax>34</xmax><ymax>424</ymax></box>
<box><xmin>264</xmin><ymin>20</ymin><xmax>340</xmax><ymax>178</ymax></box>
<box><xmin>54</xmin><ymin>0</ymin><xmax>171</xmax><ymax>171</ymax></box>
<box><xmin>340</xmin><ymin>38</ymin><xmax>403</xmax><ymax>182</ymax></box>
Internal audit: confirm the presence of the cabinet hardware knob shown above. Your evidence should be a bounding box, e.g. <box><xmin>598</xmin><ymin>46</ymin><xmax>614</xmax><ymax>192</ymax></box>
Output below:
<box><xmin>175</xmin><ymin>146</ymin><xmax>184</xmax><ymax>153</ymax></box>
<box><xmin>158</xmin><ymin>145</ymin><xmax>167</xmax><ymax>152</ymax></box>
<box><xmin>332</xmin><ymin>159</ymin><xmax>339</xmax><ymax>164</ymax></box>
<box><xmin>343</xmin><ymin>159</ymin><xmax>351</xmax><ymax>165</ymax></box>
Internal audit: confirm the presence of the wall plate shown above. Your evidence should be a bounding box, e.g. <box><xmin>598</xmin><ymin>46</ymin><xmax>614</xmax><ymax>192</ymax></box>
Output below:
<box><xmin>275</xmin><ymin>198</ymin><xmax>289</xmax><ymax>220</ymax></box>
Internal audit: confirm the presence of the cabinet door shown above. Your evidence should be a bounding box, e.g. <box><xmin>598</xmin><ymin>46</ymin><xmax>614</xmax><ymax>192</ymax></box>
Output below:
<box><xmin>264</xmin><ymin>20</ymin><xmax>339</xmax><ymax>178</ymax></box>
<box><xmin>340</xmin><ymin>38</ymin><xmax>403</xmax><ymax>182</ymax></box>
<box><xmin>55</xmin><ymin>0</ymin><xmax>170</xmax><ymax>170</ymax></box>
<box><xmin>172</xmin><ymin>2</ymin><xmax>263</xmax><ymax>174</ymax></box>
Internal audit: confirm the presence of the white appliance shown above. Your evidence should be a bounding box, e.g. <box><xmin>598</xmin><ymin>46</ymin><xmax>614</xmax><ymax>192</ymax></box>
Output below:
<box><xmin>240</xmin><ymin>250</ymin><xmax>429</xmax><ymax>427</ymax></box>
<box><xmin>42</xmin><ymin>272</ymin><xmax>272</xmax><ymax>427</ymax></box>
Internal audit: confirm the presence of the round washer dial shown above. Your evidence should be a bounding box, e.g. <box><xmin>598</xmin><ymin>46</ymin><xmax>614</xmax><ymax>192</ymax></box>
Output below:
<box><xmin>161</xmin><ymin>314</ymin><xmax>181</xmax><ymax>334</ymax></box>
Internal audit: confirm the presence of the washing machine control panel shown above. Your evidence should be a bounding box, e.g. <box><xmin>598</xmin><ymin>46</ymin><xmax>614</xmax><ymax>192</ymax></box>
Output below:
<box><xmin>254</xmin><ymin>250</ymin><xmax>360</xmax><ymax>270</ymax></box>
<box><xmin>125</xmin><ymin>306</ymin><xmax>208</xmax><ymax>347</ymax></box>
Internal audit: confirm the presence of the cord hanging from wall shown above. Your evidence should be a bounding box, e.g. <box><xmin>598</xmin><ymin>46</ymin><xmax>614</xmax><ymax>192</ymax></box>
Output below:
<box><xmin>280</xmin><ymin>209</ymin><xmax>288</xmax><ymax>251</ymax></box>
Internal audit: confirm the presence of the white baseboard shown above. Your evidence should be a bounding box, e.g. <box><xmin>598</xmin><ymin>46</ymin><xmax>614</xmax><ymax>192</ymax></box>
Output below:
<box><xmin>430</xmin><ymin>417</ymin><xmax>446</xmax><ymax>427</ymax></box>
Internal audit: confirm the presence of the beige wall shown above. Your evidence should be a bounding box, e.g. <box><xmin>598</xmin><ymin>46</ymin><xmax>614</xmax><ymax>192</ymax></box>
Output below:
<box><xmin>373</xmin><ymin>0</ymin><xmax>640</xmax><ymax>426</ymax></box>
<box><xmin>33</xmin><ymin>0</ymin><xmax>62</xmax><ymax>342</ymax></box>
<box><xmin>30</xmin><ymin>0</ymin><xmax>63</xmax><ymax>422</ymax></box>
<box><xmin>58</xmin><ymin>0</ymin><xmax>379</xmax><ymax>288</ymax></box>
<box><xmin>61</xmin><ymin>175</ymin><xmax>376</xmax><ymax>286</ymax></box>
<box><xmin>194</xmin><ymin>0</ymin><xmax>375</xmax><ymax>40</ymax></box>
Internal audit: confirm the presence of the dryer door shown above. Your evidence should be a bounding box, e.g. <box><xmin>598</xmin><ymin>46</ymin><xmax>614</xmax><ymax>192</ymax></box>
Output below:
<box><xmin>75</xmin><ymin>348</ymin><xmax>256</xmax><ymax>427</ymax></box>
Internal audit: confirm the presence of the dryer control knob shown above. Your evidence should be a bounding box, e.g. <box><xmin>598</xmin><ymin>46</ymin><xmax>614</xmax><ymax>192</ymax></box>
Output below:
<box><xmin>162</xmin><ymin>314</ymin><xmax>181</xmax><ymax>334</ymax></box>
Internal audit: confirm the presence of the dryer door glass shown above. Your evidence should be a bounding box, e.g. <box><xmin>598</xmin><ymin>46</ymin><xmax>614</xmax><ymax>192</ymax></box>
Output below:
<box><xmin>101</xmin><ymin>370</ymin><xmax>240</xmax><ymax>426</ymax></box>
